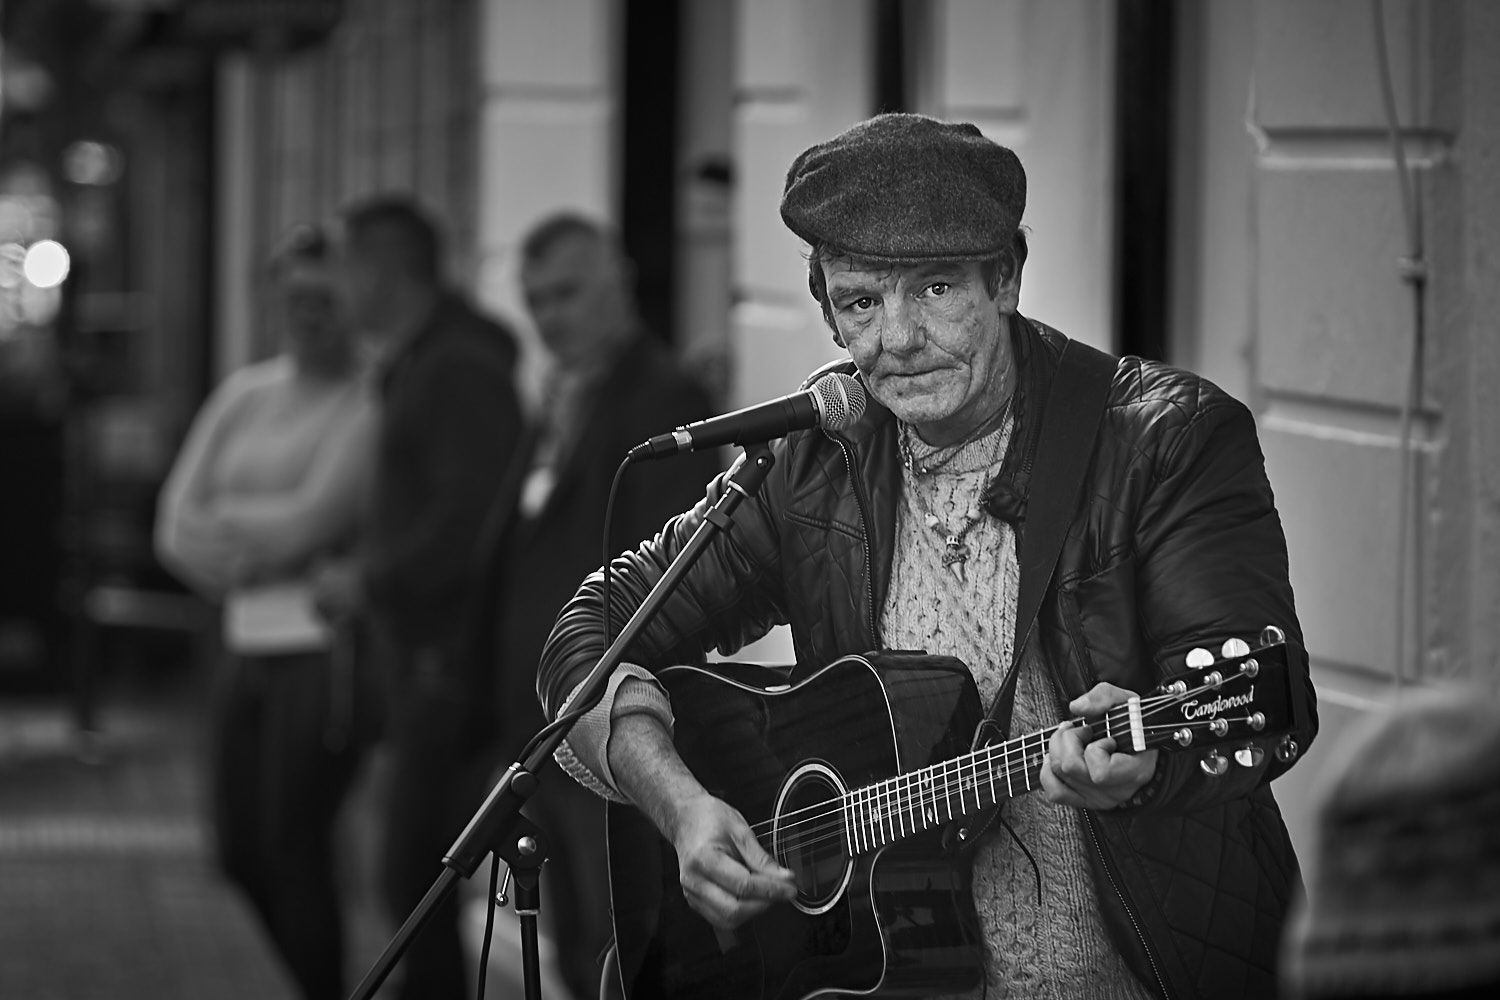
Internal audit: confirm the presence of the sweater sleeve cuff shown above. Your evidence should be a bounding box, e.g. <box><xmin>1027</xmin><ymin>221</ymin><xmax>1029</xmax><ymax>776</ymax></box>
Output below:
<box><xmin>553</xmin><ymin>665</ymin><xmax>674</xmax><ymax>802</ymax></box>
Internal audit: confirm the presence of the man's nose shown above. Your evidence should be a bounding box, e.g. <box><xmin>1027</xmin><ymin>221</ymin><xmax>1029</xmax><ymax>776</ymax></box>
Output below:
<box><xmin>880</xmin><ymin>300</ymin><xmax>925</xmax><ymax>354</ymax></box>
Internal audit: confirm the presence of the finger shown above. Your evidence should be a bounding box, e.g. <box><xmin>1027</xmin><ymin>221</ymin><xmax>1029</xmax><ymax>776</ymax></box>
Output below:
<box><xmin>1083</xmin><ymin>738</ymin><xmax>1118</xmax><ymax>786</ymax></box>
<box><xmin>695</xmin><ymin>846</ymin><xmax>793</xmax><ymax>903</ymax></box>
<box><xmin>730</xmin><ymin>824</ymin><xmax>796</xmax><ymax>884</ymax></box>
<box><xmin>1068</xmin><ymin>681</ymin><xmax>1137</xmax><ymax>716</ymax></box>
<box><xmin>1048</xmin><ymin>722</ymin><xmax>1090</xmax><ymax>786</ymax></box>
<box><xmin>1039</xmin><ymin>757</ymin><xmax>1089</xmax><ymax>809</ymax></box>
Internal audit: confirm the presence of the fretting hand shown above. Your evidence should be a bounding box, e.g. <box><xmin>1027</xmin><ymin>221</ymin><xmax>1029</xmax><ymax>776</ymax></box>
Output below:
<box><xmin>1040</xmin><ymin>682</ymin><xmax>1159</xmax><ymax>810</ymax></box>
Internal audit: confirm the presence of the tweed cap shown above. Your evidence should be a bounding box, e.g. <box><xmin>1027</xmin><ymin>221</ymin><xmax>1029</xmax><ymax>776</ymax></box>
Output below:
<box><xmin>780</xmin><ymin>113</ymin><xmax>1026</xmax><ymax>261</ymax></box>
<box><xmin>1281</xmin><ymin>689</ymin><xmax>1500</xmax><ymax>998</ymax></box>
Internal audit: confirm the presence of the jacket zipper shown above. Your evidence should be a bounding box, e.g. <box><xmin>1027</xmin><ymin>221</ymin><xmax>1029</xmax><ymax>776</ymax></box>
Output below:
<box><xmin>1083</xmin><ymin>810</ymin><xmax>1173</xmax><ymax>1000</ymax></box>
<box><xmin>838</xmin><ymin>438</ymin><xmax>879</xmax><ymax>642</ymax></box>
<box><xmin>1048</xmin><ymin>626</ymin><xmax>1173</xmax><ymax>1000</ymax></box>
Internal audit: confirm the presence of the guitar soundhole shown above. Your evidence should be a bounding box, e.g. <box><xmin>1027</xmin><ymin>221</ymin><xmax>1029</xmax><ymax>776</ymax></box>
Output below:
<box><xmin>773</xmin><ymin>762</ymin><xmax>852</xmax><ymax>916</ymax></box>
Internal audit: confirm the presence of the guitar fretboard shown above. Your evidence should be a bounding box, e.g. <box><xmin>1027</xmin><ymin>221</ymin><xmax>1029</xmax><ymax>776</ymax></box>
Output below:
<box><xmin>841</xmin><ymin>707</ymin><xmax>1133</xmax><ymax>855</ymax></box>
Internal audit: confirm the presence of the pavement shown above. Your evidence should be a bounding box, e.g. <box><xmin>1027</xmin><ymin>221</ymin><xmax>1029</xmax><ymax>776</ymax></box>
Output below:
<box><xmin>0</xmin><ymin>639</ymin><xmax>404</xmax><ymax>1000</ymax></box>
<box><xmin>0</xmin><ymin>642</ymin><xmax>577</xmax><ymax>1000</ymax></box>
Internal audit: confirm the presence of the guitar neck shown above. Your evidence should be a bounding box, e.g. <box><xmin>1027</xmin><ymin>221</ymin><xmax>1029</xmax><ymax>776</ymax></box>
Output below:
<box><xmin>841</xmin><ymin>724</ymin><xmax>1061</xmax><ymax>856</ymax></box>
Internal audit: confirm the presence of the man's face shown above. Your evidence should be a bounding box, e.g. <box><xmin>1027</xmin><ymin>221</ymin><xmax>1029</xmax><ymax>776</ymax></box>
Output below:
<box><xmin>823</xmin><ymin>257</ymin><xmax>1019</xmax><ymax>446</ymax></box>
<box><xmin>521</xmin><ymin>233</ymin><xmax>630</xmax><ymax>370</ymax></box>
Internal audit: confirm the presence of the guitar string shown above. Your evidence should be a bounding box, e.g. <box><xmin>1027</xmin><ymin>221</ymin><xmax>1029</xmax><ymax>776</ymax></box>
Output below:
<box><xmin>756</xmin><ymin>663</ymin><xmax>1260</xmax><ymax>840</ymax></box>
<box><xmin>751</xmin><ymin>714</ymin><xmax>1256</xmax><ymax>856</ymax></box>
<box><xmin>744</xmin><ymin>684</ymin><xmax>1193</xmax><ymax>838</ymax></box>
<box><xmin>744</xmin><ymin>674</ymin><xmax>1257</xmax><ymax>850</ymax></box>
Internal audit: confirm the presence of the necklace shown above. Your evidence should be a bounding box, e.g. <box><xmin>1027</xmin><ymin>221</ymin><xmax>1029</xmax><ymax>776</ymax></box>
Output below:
<box><xmin>899</xmin><ymin>391</ymin><xmax>1015</xmax><ymax>476</ymax></box>
<box><xmin>899</xmin><ymin>409</ymin><xmax>1011</xmax><ymax>583</ymax></box>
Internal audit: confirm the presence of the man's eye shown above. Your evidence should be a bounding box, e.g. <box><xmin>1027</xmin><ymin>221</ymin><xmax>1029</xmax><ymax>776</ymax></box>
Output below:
<box><xmin>927</xmin><ymin>282</ymin><xmax>950</xmax><ymax>297</ymax></box>
<box><xmin>842</xmin><ymin>296</ymin><xmax>877</xmax><ymax>312</ymax></box>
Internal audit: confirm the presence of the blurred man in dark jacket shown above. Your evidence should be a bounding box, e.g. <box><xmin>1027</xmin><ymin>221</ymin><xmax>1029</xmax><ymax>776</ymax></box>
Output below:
<box><xmin>490</xmin><ymin>212</ymin><xmax>719</xmax><ymax>997</ymax></box>
<box><xmin>319</xmin><ymin>195</ymin><xmax>524</xmax><ymax>1000</ymax></box>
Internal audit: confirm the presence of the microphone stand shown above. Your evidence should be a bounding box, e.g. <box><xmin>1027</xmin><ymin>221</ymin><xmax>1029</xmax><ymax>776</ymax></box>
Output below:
<box><xmin>347</xmin><ymin>442</ymin><xmax>778</xmax><ymax>1000</ymax></box>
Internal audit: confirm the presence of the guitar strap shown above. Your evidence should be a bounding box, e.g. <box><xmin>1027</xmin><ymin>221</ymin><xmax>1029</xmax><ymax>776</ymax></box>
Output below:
<box><xmin>975</xmin><ymin>337</ymin><xmax>1119</xmax><ymax>748</ymax></box>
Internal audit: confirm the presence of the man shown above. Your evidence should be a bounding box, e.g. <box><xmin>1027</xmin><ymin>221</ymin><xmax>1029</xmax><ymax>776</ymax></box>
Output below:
<box><xmin>319</xmin><ymin>196</ymin><xmax>524</xmax><ymax>1000</ymax></box>
<box><xmin>537</xmin><ymin>114</ymin><xmax>1319</xmax><ymax>999</ymax></box>
<box><xmin>491</xmin><ymin>212</ymin><xmax>719</xmax><ymax>998</ymax></box>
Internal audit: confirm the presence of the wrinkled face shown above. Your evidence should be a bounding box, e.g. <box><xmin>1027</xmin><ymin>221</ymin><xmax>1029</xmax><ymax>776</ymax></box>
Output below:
<box><xmin>823</xmin><ymin>257</ymin><xmax>1019</xmax><ymax>446</ymax></box>
<box><xmin>277</xmin><ymin>259</ymin><xmax>350</xmax><ymax>371</ymax></box>
<box><xmin>521</xmin><ymin>232</ymin><xmax>631</xmax><ymax>370</ymax></box>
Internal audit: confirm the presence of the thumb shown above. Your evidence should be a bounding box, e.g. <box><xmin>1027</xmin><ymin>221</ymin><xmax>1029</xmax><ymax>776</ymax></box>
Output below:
<box><xmin>732</xmin><ymin>824</ymin><xmax>790</xmax><ymax>876</ymax></box>
<box><xmin>1069</xmin><ymin>682</ymin><xmax>1134</xmax><ymax>716</ymax></box>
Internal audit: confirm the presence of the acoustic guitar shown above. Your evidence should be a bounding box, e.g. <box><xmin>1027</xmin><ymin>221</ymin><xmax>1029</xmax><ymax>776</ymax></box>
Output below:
<box><xmin>607</xmin><ymin>628</ymin><xmax>1305</xmax><ymax>999</ymax></box>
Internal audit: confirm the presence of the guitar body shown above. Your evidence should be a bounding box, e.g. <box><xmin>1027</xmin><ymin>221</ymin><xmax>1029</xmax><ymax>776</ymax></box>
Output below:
<box><xmin>608</xmin><ymin>652</ymin><xmax>989</xmax><ymax>999</ymax></box>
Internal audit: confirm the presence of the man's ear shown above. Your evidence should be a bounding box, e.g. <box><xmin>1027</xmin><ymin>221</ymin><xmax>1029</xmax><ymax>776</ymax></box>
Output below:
<box><xmin>995</xmin><ymin>268</ymin><xmax>1022</xmax><ymax>315</ymax></box>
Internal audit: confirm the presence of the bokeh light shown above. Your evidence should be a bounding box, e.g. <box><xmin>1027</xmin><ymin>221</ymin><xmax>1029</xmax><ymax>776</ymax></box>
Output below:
<box><xmin>22</xmin><ymin>240</ymin><xmax>70</xmax><ymax>288</ymax></box>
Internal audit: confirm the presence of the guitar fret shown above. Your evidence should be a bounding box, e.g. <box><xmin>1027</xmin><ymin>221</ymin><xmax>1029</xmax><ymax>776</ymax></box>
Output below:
<box><xmin>897</xmin><ymin>774</ymin><xmax>908</xmax><ymax>838</ymax></box>
<box><xmin>1023</xmin><ymin>732</ymin><xmax>1035</xmax><ymax>791</ymax></box>
<box><xmin>986</xmin><ymin>745</ymin><xmax>996</xmax><ymax>804</ymax></box>
<box><xmin>880</xmin><ymin>780</ymin><xmax>892</xmax><ymax>845</ymax></box>
<box><xmin>1004</xmin><ymin>738</ymin><xmax>1015</xmax><ymax>798</ymax></box>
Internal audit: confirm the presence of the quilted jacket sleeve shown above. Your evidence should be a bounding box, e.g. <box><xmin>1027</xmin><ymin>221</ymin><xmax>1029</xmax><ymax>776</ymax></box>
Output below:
<box><xmin>1125</xmin><ymin>387</ymin><xmax>1318</xmax><ymax>815</ymax></box>
<box><xmin>536</xmin><ymin>443</ymin><xmax>794</xmax><ymax>725</ymax></box>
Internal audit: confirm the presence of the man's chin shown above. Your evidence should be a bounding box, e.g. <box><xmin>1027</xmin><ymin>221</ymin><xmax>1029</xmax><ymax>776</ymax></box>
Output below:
<box><xmin>871</xmin><ymin>383</ymin><xmax>959</xmax><ymax>426</ymax></box>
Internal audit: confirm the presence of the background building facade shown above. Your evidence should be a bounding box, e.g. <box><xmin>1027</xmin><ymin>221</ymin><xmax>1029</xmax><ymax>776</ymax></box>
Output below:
<box><xmin>1</xmin><ymin>0</ymin><xmax>1496</xmax><ymax>873</ymax></box>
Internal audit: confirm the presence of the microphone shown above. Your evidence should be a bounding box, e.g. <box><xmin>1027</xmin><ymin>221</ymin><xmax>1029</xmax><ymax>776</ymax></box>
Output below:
<box><xmin>630</xmin><ymin>372</ymin><xmax>866</xmax><ymax>461</ymax></box>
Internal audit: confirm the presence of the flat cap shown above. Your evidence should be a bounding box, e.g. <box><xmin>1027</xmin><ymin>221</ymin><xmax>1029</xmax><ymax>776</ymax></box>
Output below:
<box><xmin>780</xmin><ymin>113</ymin><xmax>1026</xmax><ymax>261</ymax></box>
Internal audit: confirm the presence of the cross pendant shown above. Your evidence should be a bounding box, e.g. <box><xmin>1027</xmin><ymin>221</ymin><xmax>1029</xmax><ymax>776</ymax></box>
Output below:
<box><xmin>942</xmin><ymin>535</ymin><xmax>970</xmax><ymax>582</ymax></box>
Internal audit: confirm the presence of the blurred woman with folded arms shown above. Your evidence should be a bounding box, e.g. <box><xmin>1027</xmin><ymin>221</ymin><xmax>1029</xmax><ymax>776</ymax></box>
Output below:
<box><xmin>155</xmin><ymin>223</ymin><xmax>378</xmax><ymax>1000</ymax></box>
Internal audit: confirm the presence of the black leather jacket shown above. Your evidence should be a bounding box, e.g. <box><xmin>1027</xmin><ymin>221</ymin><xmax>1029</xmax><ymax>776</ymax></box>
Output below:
<box><xmin>538</xmin><ymin>317</ymin><xmax>1319</xmax><ymax>999</ymax></box>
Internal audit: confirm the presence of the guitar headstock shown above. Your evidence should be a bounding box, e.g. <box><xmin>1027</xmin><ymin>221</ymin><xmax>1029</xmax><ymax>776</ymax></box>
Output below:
<box><xmin>1103</xmin><ymin>625</ymin><xmax>1304</xmax><ymax>776</ymax></box>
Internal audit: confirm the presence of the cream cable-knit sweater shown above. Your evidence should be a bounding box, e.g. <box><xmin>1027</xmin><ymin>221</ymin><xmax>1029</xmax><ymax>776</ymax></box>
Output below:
<box><xmin>882</xmin><ymin>421</ymin><xmax>1151</xmax><ymax>1000</ymax></box>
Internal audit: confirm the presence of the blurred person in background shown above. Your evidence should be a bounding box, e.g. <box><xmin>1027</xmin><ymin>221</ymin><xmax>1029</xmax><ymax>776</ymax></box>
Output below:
<box><xmin>154</xmin><ymin>223</ymin><xmax>379</xmax><ymax>1000</ymax></box>
<box><xmin>315</xmin><ymin>195</ymin><xmax>525</xmax><ymax>1000</ymax></box>
<box><xmin>1281</xmin><ymin>688</ymin><xmax>1500</xmax><ymax>1000</ymax></box>
<box><xmin>486</xmin><ymin>212</ymin><xmax>719</xmax><ymax>997</ymax></box>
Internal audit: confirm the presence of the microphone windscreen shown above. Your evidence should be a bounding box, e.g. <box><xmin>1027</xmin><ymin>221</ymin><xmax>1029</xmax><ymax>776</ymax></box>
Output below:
<box><xmin>811</xmin><ymin>372</ymin><xmax>866</xmax><ymax>431</ymax></box>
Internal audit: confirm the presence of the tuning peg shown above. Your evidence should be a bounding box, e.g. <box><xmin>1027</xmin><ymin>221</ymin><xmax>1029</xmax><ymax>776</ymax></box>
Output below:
<box><xmin>1200</xmin><ymin>750</ymin><xmax>1229</xmax><ymax>777</ymax></box>
<box><xmin>1275</xmin><ymin>735</ymin><xmax>1300</xmax><ymax>763</ymax></box>
<box><xmin>1172</xmin><ymin>728</ymin><xmax>1194</xmax><ymax>747</ymax></box>
<box><xmin>1259</xmin><ymin>624</ymin><xmax>1286</xmax><ymax>646</ymax></box>
<box><xmin>1186</xmin><ymin>647</ymin><xmax>1215</xmax><ymax>670</ymax></box>
<box><xmin>1234</xmin><ymin>743</ymin><xmax>1265</xmax><ymax>768</ymax></box>
<box><xmin>1221</xmin><ymin>637</ymin><xmax>1250</xmax><ymax>659</ymax></box>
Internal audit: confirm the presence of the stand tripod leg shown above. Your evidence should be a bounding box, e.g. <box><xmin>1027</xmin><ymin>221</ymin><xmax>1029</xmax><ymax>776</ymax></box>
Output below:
<box><xmin>512</xmin><ymin>865</ymin><xmax>543</xmax><ymax>1000</ymax></box>
<box><xmin>492</xmin><ymin>826</ymin><xmax>547</xmax><ymax>1000</ymax></box>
